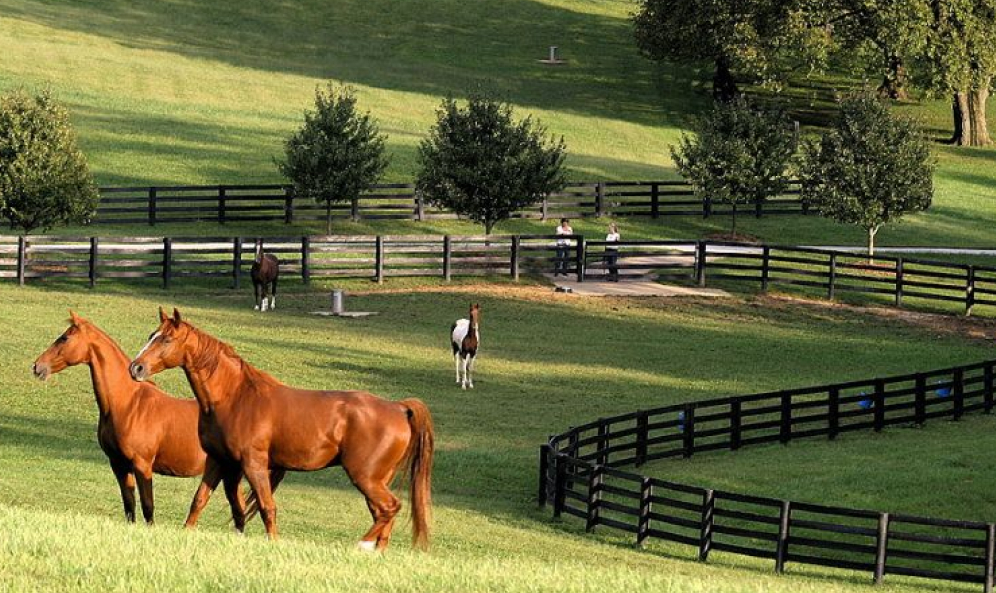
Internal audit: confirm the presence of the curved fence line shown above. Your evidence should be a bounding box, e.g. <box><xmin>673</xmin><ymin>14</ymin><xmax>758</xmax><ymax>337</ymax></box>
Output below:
<box><xmin>539</xmin><ymin>359</ymin><xmax>996</xmax><ymax>591</ymax></box>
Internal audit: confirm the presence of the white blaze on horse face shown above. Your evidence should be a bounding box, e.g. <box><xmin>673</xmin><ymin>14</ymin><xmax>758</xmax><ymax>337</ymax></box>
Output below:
<box><xmin>135</xmin><ymin>331</ymin><xmax>162</xmax><ymax>360</ymax></box>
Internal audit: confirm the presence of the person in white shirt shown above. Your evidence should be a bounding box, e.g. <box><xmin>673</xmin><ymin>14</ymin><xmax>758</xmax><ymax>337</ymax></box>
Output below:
<box><xmin>604</xmin><ymin>222</ymin><xmax>620</xmax><ymax>281</ymax></box>
<box><xmin>555</xmin><ymin>218</ymin><xmax>573</xmax><ymax>276</ymax></box>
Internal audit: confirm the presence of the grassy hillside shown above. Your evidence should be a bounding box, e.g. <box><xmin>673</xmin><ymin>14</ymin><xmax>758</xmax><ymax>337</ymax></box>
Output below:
<box><xmin>1</xmin><ymin>281</ymin><xmax>994</xmax><ymax>591</ymax></box>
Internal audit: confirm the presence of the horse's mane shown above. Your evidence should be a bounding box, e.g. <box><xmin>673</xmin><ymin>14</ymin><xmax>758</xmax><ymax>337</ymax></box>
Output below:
<box><xmin>186</xmin><ymin>323</ymin><xmax>282</xmax><ymax>388</ymax></box>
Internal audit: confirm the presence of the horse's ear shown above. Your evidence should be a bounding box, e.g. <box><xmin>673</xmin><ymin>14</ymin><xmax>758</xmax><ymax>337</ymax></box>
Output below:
<box><xmin>68</xmin><ymin>309</ymin><xmax>81</xmax><ymax>325</ymax></box>
<box><xmin>158</xmin><ymin>306</ymin><xmax>168</xmax><ymax>323</ymax></box>
<box><xmin>172</xmin><ymin>308</ymin><xmax>182</xmax><ymax>324</ymax></box>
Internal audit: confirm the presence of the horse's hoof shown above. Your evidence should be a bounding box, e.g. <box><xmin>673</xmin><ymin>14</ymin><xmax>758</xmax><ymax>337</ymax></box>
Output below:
<box><xmin>357</xmin><ymin>540</ymin><xmax>377</xmax><ymax>552</ymax></box>
<box><xmin>253</xmin><ymin>305</ymin><xmax>260</xmax><ymax>311</ymax></box>
<box><xmin>461</xmin><ymin>384</ymin><xmax>467</xmax><ymax>390</ymax></box>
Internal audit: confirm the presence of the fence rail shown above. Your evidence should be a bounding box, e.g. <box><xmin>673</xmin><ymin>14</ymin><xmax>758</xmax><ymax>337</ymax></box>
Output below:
<box><xmin>539</xmin><ymin>359</ymin><xmax>996</xmax><ymax>591</ymax></box>
<box><xmin>88</xmin><ymin>181</ymin><xmax>805</xmax><ymax>225</ymax></box>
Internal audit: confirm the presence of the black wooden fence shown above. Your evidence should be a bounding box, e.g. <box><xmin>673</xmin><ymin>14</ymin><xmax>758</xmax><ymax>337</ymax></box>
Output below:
<box><xmin>90</xmin><ymin>181</ymin><xmax>805</xmax><ymax>225</ymax></box>
<box><xmin>539</xmin><ymin>359</ymin><xmax>996</xmax><ymax>591</ymax></box>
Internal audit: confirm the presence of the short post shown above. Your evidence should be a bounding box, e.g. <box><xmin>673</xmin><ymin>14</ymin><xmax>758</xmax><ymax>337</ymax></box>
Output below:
<box><xmin>775</xmin><ymin>501</ymin><xmax>792</xmax><ymax>573</ymax></box>
<box><xmin>331</xmin><ymin>289</ymin><xmax>345</xmax><ymax>314</ymax></box>
<box><xmin>730</xmin><ymin>400</ymin><xmax>742</xmax><ymax>450</ymax></box>
<box><xmin>576</xmin><ymin>237</ymin><xmax>585</xmax><ymax>283</ymax></box>
<box><xmin>985</xmin><ymin>364</ymin><xmax>994</xmax><ymax>414</ymax></box>
<box><xmin>443</xmin><ymin>235</ymin><xmax>452</xmax><ymax>281</ymax></box>
<box><xmin>914</xmin><ymin>374</ymin><xmax>927</xmax><ymax>426</ymax></box>
<box><xmin>375</xmin><ymin>235</ymin><xmax>384</xmax><ymax>284</ymax></box>
<box><xmin>967</xmin><ymin>265</ymin><xmax>976</xmax><ymax>316</ymax></box>
<box><xmin>695</xmin><ymin>241</ymin><xmax>707</xmax><ymax>287</ymax></box>
<box><xmin>953</xmin><ymin>368</ymin><xmax>964</xmax><ymax>420</ymax></box>
<box><xmin>585</xmin><ymin>464</ymin><xmax>604</xmax><ymax>532</ymax></box>
<box><xmin>351</xmin><ymin>195</ymin><xmax>360</xmax><ymax>221</ymax></box>
<box><xmin>538</xmin><ymin>445</ymin><xmax>550</xmax><ymax>507</ymax></box>
<box><xmin>699</xmin><ymin>489</ymin><xmax>715</xmax><ymax>561</ymax></box>
<box><xmin>637</xmin><ymin>478</ymin><xmax>653</xmax><ymax>546</ymax></box>
<box><xmin>895</xmin><ymin>258</ymin><xmax>904</xmax><ymax>307</ymax></box>
<box><xmin>873</xmin><ymin>379</ymin><xmax>885</xmax><ymax>432</ymax></box>
<box><xmin>301</xmin><ymin>236</ymin><xmax>311</xmax><ymax>285</ymax></box>
<box><xmin>761</xmin><ymin>246</ymin><xmax>770</xmax><ymax>292</ymax></box>
<box><xmin>16</xmin><ymin>236</ymin><xmax>25</xmax><ymax>286</ymax></box>
<box><xmin>88</xmin><ymin>237</ymin><xmax>98</xmax><ymax>289</ymax></box>
<box><xmin>162</xmin><ymin>237</ymin><xmax>172</xmax><ymax>289</ymax></box>
<box><xmin>284</xmin><ymin>186</ymin><xmax>295</xmax><ymax>224</ymax></box>
<box><xmin>779</xmin><ymin>392</ymin><xmax>792</xmax><ymax>444</ymax></box>
<box><xmin>828</xmin><ymin>386</ymin><xmax>840</xmax><ymax>440</ymax></box>
<box><xmin>650</xmin><ymin>183</ymin><xmax>660</xmax><ymax>219</ymax></box>
<box><xmin>511</xmin><ymin>236</ymin><xmax>520</xmax><ymax>281</ymax></box>
<box><xmin>218</xmin><ymin>186</ymin><xmax>227</xmax><ymax>225</ymax></box>
<box><xmin>682</xmin><ymin>404</ymin><xmax>695</xmax><ymax>458</ymax></box>
<box><xmin>635</xmin><ymin>411</ymin><xmax>649</xmax><ymax>466</ymax></box>
<box><xmin>828</xmin><ymin>253</ymin><xmax>837</xmax><ymax>300</ymax></box>
<box><xmin>874</xmin><ymin>513</ymin><xmax>890</xmax><ymax>585</ymax></box>
<box><xmin>595</xmin><ymin>182</ymin><xmax>605</xmax><ymax>217</ymax></box>
<box><xmin>148</xmin><ymin>187</ymin><xmax>157</xmax><ymax>226</ymax></box>
<box><xmin>231</xmin><ymin>237</ymin><xmax>241</xmax><ymax>289</ymax></box>
<box><xmin>985</xmin><ymin>523</ymin><xmax>995</xmax><ymax>593</ymax></box>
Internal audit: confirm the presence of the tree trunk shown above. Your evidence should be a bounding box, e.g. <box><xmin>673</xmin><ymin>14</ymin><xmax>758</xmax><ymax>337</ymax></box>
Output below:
<box><xmin>713</xmin><ymin>55</ymin><xmax>737</xmax><ymax>103</ymax></box>
<box><xmin>877</xmin><ymin>55</ymin><xmax>909</xmax><ymax>101</ymax></box>
<box><xmin>325</xmin><ymin>201</ymin><xmax>332</xmax><ymax>235</ymax></box>
<box><xmin>867</xmin><ymin>225</ymin><xmax>879</xmax><ymax>263</ymax></box>
<box><xmin>968</xmin><ymin>82</ymin><xmax>992</xmax><ymax>146</ymax></box>
<box><xmin>731</xmin><ymin>202</ymin><xmax>737</xmax><ymax>237</ymax></box>
<box><xmin>951</xmin><ymin>92</ymin><xmax>973</xmax><ymax>146</ymax></box>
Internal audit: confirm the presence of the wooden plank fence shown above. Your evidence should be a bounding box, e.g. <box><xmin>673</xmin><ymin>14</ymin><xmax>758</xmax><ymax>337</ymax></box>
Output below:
<box><xmin>540</xmin><ymin>359</ymin><xmax>996</xmax><ymax>591</ymax></box>
<box><xmin>88</xmin><ymin>181</ymin><xmax>805</xmax><ymax>225</ymax></box>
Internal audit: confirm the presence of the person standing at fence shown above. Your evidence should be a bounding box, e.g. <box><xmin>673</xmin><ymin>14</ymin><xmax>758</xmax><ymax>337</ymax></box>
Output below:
<box><xmin>555</xmin><ymin>218</ymin><xmax>573</xmax><ymax>276</ymax></box>
<box><xmin>604</xmin><ymin>222</ymin><xmax>620</xmax><ymax>281</ymax></box>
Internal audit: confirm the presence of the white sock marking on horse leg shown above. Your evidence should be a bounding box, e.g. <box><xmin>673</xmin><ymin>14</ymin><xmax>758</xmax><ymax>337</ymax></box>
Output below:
<box><xmin>270</xmin><ymin>296</ymin><xmax>276</xmax><ymax>310</ymax></box>
<box><xmin>261</xmin><ymin>299</ymin><xmax>268</xmax><ymax>312</ymax></box>
<box><xmin>468</xmin><ymin>355</ymin><xmax>475</xmax><ymax>389</ymax></box>
<box><xmin>254</xmin><ymin>304</ymin><xmax>260</xmax><ymax>311</ymax></box>
<box><xmin>357</xmin><ymin>540</ymin><xmax>376</xmax><ymax>552</ymax></box>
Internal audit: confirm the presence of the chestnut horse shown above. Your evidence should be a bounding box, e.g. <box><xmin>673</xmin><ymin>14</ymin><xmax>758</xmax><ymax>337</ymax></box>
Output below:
<box><xmin>129</xmin><ymin>308</ymin><xmax>434</xmax><ymax>550</ymax></box>
<box><xmin>31</xmin><ymin>312</ymin><xmax>246</xmax><ymax>527</ymax></box>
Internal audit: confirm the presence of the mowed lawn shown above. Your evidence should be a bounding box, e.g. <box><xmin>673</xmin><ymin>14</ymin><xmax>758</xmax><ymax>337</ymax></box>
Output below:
<box><xmin>0</xmin><ymin>278</ymin><xmax>994</xmax><ymax>591</ymax></box>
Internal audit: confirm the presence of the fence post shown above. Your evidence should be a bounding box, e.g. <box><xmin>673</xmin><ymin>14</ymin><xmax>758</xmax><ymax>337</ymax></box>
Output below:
<box><xmin>915</xmin><ymin>374</ymin><xmax>927</xmax><ymax>426</ymax></box>
<box><xmin>284</xmin><ymin>186</ymin><xmax>295</xmax><ymax>224</ymax></box>
<box><xmin>375</xmin><ymin>236</ymin><xmax>384</xmax><ymax>284</ymax></box>
<box><xmin>636</xmin><ymin>411</ymin><xmax>649</xmax><ymax>467</ymax></box>
<box><xmin>967</xmin><ymin>265</ymin><xmax>976</xmax><ymax>316</ymax></box>
<box><xmin>873</xmin><ymin>513</ymin><xmax>890</xmax><ymax>585</ymax></box>
<box><xmin>637</xmin><ymin>478</ymin><xmax>652</xmax><ymax>546</ymax></box>
<box><xmin>703</xmin><ymin>195</ymin><xmax>712</xmax><ymax>218</ymax></box>
<box><xmin>828</xmin><ymin>253</ymin><xmax>837</xmax><ymax>300</ymax></box>
<box><xmin>89</xmin><ymin>237</ymin><xmax>98</xmax><ymax>289</ymax></box>
<box><xmin>779</xmin><ymin>392</ymin><xmax>792</xmax><ymax>444</ymax></box>
<box><xmin>218</xmin><ymin>186</ymin><xmax>226</xmax><ymax>225</ymax></box>
<box><xmin>730</xmin><ymin>400</ymin><xmax>742</xmax><ymax>450</ymax></box>
<box><xmin>443</xmin><ymin>235</ymin><xmax>452</xmax><ymax>281</ymax></box>
<box><xmin>873</xmin><ymin>379</ymin><xmax>885</xmax><ymax>432</ymax></box>
<box><xmin>985</xmin><ymin>364</ymin><xmax>994</xmax><ymax>415</ymax></box>
<box><xmin>16</xmin><ymin>236</ymin><xmax>26</xmax><ymax>286</ymax></box>
<box><xmin>553</xmin><ymin>456</ymin><xmax>567</xmax><ymax>519</ymax></box>
<box><xmin>895</xmin><ymin>258</ymin><xmax>904</xmax><ymax>308</ymax></box>
<box><xmin>301</xmin><ymin>236</ymin><xmax>310</xmax><ymax>285</ymax></box>
<box><xmin>232</xmin><ymin>237</ymin><xmax>241</xmax><ymax>289</ymax></box>
<box><xmin>775</xmin><ymin>501</ymin><xmax>792</xmax><ymax>573</ymax></box>
<box><xmin>148</xmin><ymin>188</ymin><xmax>157</xmax><ymax>226</ymax></box>
<box><xmin>162</xmin><ymin>237</ymin><xmax>172</xmax><ymax>289</ymax></box>
<box><xmin>651</xmin><ymin>183</ymin><xmax>660</xmax><ymax>219</ymax></box>
<box><xmin>695</xmin><ymin>241</ymin><xmax>707</xmax><ymax>287</ymax></box>
<box><xmin>511</xmin><ymin>236</ymin><xmax>520</xmax><ymax>281</ymax></box>
<box><xmin>828</xmin><ymin>386</ymin><xmax>840</xmax><ymax>440</ymax></box>
<box><xmin>576</xmin><ymin>236</ymin><xmax>585</xmax><ymax>283</ymax></box>
<box><xmin>585</xmin><ymin>464</ymin><xmax>604</xmax><ymax>532</ymax></box>
<box><xmin>761</xmin><ymin>246</ymin><xmax>770</xmax><ymax>292</ymax></box>
<box><xmin>985</xmin><ymin>523</ymin><xmax>995</xmax><ymax>593</ymax></box>
<box><xmin>538</xmin><ymin>445</ymin><xmax>550</xmax><ymax>507</ymax></box>
<box><xmin>415</xmin><ymin>190</ymin><xmax>424</xmax><ymax>222</ymax></box>
<box><xmin>953</xmin><ymin>368</ymin><xmax>965</xmax><ymax>421</ymax></box>
<box><xmin>596</xmin><ymin>421</ymin><xmax>609</xmax><ymax>466</ymax></box>
<box><xmin>699</xmin><ymin>489</ymin><xmax>715</xmax><ymax>561</ymax></box>
<box><xmin>595</xmin><ymin>182</ymin><xmax>605</xmax><ymax>217</ymax></box>
<box><xmin>351</xmin><ymin>195</ymin><xmax>360</xmax><ymax>221</ymax></box>
<box><xmin>682</xmin><ymin>404</ymin><xmax>695</xmax><ymax>458</ymax></box>
<box><xmin>755</xmin><ymin>197</ymin><xmax>763</xmax><ymax>218</ymax></box>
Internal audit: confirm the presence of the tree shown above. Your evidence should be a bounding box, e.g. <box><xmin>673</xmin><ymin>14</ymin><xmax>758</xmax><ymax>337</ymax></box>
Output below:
<box><xmin>670</xmin><ymin>97</ymin><xmax>797</xmax><ymax>236</ymax></box>
<box><xmin>415</xmin><ymin>94</ymin><xmax>567</xmax><ymax>235</ymax></box>
<box><xmin>0</xmin><ymin>90</ymin><xmax>98</xmax><ymax>232</ymax></box>
<box><xmin>278</xmin><ymin>83</ymin><xmax>389</xmax><ymax>234</ymax></box>
<box><xmin>633</xmin><ymin>0</ymin><xmax>827</xmax><ymax>101</ymax></box>
<box><xmin>800</xmin><ymin>92</ymin><xmax>934</xmax><ymax>258</ymax></box>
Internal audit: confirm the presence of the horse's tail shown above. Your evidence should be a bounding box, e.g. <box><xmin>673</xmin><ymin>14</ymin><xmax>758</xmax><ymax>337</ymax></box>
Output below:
<box><xmin>400</xmin><ymin>398</ymin><xmax>434</xmax><ymax>551</ymax></box>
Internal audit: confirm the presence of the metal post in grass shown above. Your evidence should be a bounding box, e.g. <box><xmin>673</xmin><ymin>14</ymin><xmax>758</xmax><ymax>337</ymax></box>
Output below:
<box><xmin>779</xmin><ymin>392</ymin><xmax>792</xmax><ymax>444</ymax></box>
<box><xmin>148</xmin><ymin>187</ymin><xmax>157</xmax><ymax>226</ymax></box>
<box><xmin>985</xmin><ymin>363</ymin><xmax>995</xmax><ymax>415</ymax></box>
<box><xmin>828</xmin><ymin>252</ymin><xmax>837</xmax><ymax>300</ymax></box>
<box><xmin>873</xmin><ymin>379</ymin><xmax>885</xmax><ymax>432</ymax></box>
<box><xmin>695</xmin><ymin>241</ymin><xmax>707</xmax><ymax>287</ymax></box>
<box><xmin>828</xmin><ymin>386</ymin><xmax>840</xmax><ymax>440</ymax></box>
<box><xmin>985</xmin><ymin>523</ymin><xmax>995</xmax><ymax>593</ymax></box>
<box><xmin>761</xmin><ymin>246</ymin><xmax>770</xmax><ymax>292</ymax></box>
<box><xmin>682</xmin><ymin>404</ymin><xmax>696</xmax><ymax>458</ymax></box>
<box><xmin>895</xmin><ymin>258</ymin><xmax>904</xmax><ymax>307</ymax></box>
<box><xmin>511</xmin><ymin>236</ymin><xmax>520</xmax><ymax>281</ymax></box>
<box><xmin>443</xmin><ymin>235</ymin><xmax>452</xmax><ymax>281</ymax></box>
<box><xmin>967</xmin><ymin>265</ymin><xmax>976</xmax><ymax>316</ymax></box>
<box><xmin>585</xmin><ymin>464</ymin><xmax>604</xmax><ymax>532</ymax></box>
<box><xmin>698</xmin><ymin>489</ymin><xmax>715</xmax><ymax>561</ymax></box>
<box><xmin>89</xmin><ymin>237</ymin><xmax>98</xmax><ymax>289</ymax></box>
<box><xmin>218</xmin><ymin>186</ymin><xmax>227</xmax><ymax>225</ymax></box>
<box><xmin>915</xmin><ymin>374</ymin><xmax>927</xmax><ymax>426</ymax></box>
<box><xmin>284</xmin><ymin>186</ymin><xmax>295</xmax><ymax>224</ymax></box>
<box><xmin>232</xmin><ymin>237</ymin><xmax>241</xmax><ymax>289</ymax></box>
<box><xmin>953</xmin><ymin>368</ymin><xmax>965</xmax><ymax>421</ymax></box>
<box><xmin>637</xmin><ymin>477</ymin><xmax>652</xmax><ymax>546</ymax></box>
<box><xmin>162</xmin><ymin>237</ymin><xmax>172</xmax><ymax>289</ymax></box>
<box><xmin>375</xmin><ymin>236</ymin><xmax>384</xmax><ymax>284</ymax></box>
<box><xmin>873</xmin><ymin>512</ymin><xmax>890</xmax><ymax>585</ymax></box>
<box><xmin>16</xmin><ymin>236</ymin><xmax>25</xmax><ymax>286</ymax></box>
<box><xmin>775</xmin><ymin>501</ymin><xmax>792</xmax><ymax>573</ymax></box>
<box><xmin>301</xmin><ymin>236</ymin><xmax>311</xmax><ymax>285</ymax></box>
<box><xmin>730</xmin><ymin>400</ymin><xmax>742</xmax><ymax>450</ymax></box>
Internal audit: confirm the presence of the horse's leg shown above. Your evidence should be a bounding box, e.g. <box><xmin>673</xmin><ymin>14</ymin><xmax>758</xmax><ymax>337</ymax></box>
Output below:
<box><xmin>253</xmin><ymin>281</ymin><xmax>261</xmax><ymax>311</ymax></box>
<box><xmin>454</xmin><ymin>351</ymin><xmax>462</xmax><ymax>384</ymax></box>
<box><xmin>243</xmin><ymin>459</ymin><xmax>278</xmax><ymax>540</ymax></box>
<box><xmin>133</xmin><ymin>463</ymin><xmax>155</xmax><ymax>524</ymax></box>
<box><xmin>467</xmin><ymin>354</ymin><xmax>476</xmax><ymax>389</ymax></box>
<box><xmin>110</xmin><ymin>461</ymin><xmax>137</xmax><ymax>523</ymax></box>
<box><xmin>349</xmin><ymin>472</ymin><xmax>402</xmax><ymax>551</ymax></box>
<box><xmin>260</xmin><ymin>283</ymin><xmax>269</xmax><ymax>312</ymax></box>
<box><xmin>461</xmin><ymin>356</ymin><xmax>470</xmax><ymax>390</ymax></box>
<box><xmin>222</xmin><ymin>467</ymin><xmax>247</xmax><ymax>533</ymax></box>
<box><xmin>269</xmin><ymin>278</ymin><xmax>277</xmax><ymax>310</ymax></box>
<box><xmin>184</xmin><ymin>458</ymin><xmax>224</xmax><ymax>528</ymax></box>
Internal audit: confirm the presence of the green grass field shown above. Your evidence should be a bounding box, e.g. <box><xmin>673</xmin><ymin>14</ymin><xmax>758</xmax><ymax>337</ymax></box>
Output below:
<box><xmin>1</xmin><ymin>278</ymin><xmax>994</xmax><ymax>591</ymax></box>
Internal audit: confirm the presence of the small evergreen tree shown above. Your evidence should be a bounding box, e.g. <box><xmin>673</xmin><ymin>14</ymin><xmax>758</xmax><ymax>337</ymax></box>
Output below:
<box><xmin>278</xmin><ymin>83</ymin><xmax>389</xmax><ymax>234</ymax></box>
<box><xmin>670</xmin><ymin>97</ymin><xmax>797</xmax><ymax>236</ymax></box>
<box><xmin>0</xmin><ymin>90</ymin><xmax>98</xmax><ymax>232</ymax></box>
<box><xmin>800</xmin><ymin>92</ymin><xmax>934</xmax><ymax>258</ymax></box>
<box><xmin>416</xmin><ymin>94</ymin><xmax>567</xmax><ymax>234</ymax></box>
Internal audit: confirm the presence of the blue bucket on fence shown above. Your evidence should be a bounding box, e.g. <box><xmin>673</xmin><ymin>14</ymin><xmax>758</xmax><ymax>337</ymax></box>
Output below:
<box><xmin>858</xmin><ymin>392</ymin><xmax>872</xmax><ymax>410</ymax></box>
<box><xmin>678</xmin><ymin>411</ymin><xmax>685</xmax><ymax>433</ymax></box>
<box><xmin>935</xmin><ymin>381</ymin><xmax>952</xmax><ymax>398</ymax></box>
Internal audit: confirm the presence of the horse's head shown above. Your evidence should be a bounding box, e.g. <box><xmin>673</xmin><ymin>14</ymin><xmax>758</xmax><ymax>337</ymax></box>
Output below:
<box><xmin>33</xmin><ymin>310</ymin><xmax>94</xmax><ymax>380</ymax></box>
<box><xmin>469</xmin><ymin>303</ymin><xmax>481</xmax><ymax>325</ymax></box>
<box><xmin>129</xmin><ymin>307</ymin><xmax>193</xmax><ymax>382</ymax></box>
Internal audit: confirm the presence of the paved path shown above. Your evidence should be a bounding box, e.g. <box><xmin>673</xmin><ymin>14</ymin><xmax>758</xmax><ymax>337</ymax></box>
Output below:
<box><xmin>545</xmin><ymin>273</ymin><xmax>729</xmax><ymax>298</ymax></box>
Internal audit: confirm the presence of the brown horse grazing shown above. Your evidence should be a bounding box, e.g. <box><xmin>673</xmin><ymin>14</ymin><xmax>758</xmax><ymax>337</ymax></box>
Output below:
<box><xmin>129</xmin><ymin>308</ymin><xmax>434</xmax><ymax>551</ymax></box>
<box><xmin>31</xmin><ymin>312</ymin><xmax>246</xmax><ymax>527</ymax></box>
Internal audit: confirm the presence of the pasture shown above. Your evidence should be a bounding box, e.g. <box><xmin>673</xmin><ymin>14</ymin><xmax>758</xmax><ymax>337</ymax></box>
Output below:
<box><xmin>1</xmin><ymin>278</ymin><xmax>995</xmax><ymax>591</ymax></box>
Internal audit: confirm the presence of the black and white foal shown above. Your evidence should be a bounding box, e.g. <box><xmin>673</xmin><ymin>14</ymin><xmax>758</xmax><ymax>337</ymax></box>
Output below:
<box><xmin>250</xmin><ymin>240</ymin><xmax>279</xmax><ymax>312</ymax></box>
<box><xmin>450</xmin><ymin>303</ymin><xmax>481</xmax><ymax>389</ymax></box>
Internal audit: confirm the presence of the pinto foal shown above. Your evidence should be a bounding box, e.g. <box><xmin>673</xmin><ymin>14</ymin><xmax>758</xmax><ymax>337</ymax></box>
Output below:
<box><xmin>251</xmin><ymin>240</ymin><xmax>279</xmax><ymax>312</ymax></box>
<box><xmin>450</xmin><ymin>303</ymin><xmax>481</xmax><ymax>389</ymax></box>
